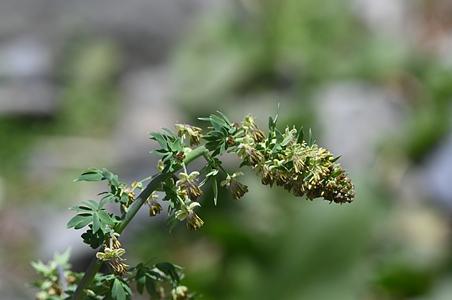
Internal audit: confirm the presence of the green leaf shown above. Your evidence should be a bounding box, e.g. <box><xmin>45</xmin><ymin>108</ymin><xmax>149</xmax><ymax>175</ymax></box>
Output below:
<box><xmin>53</xmin><ymin>249</ymin><xmax>71</xmax><ymax>268</ymax></box>
<box><xmin>80</xmin><ymin>200</ymin><xmax>100</xmax><ymax>210</ymax></box>
<box><xmin>103</xmin><ymin>170</ymin><xmax>120</xmax><ymax>187</ymax></box>
<box><xmin>145</xmin><ymin>277</ymin><xmax>157</xmax><ymax>296</ymax></box>
<box><xmin>111</xmin><ymin>278</ymin><xmax>127</xmax><ymax>300</ymax></box>
<box><xmin>135</xmin><ymin>266</ymin><xmax>146</xmax><ymax>294</ymax></box>
<box><xmin>67</xmin><ymin>215</ymin><xmax>92</xmax><ymax>230</ymax></box>
<box><xmin>101</xmin><ymin>169</ymin><xmax>114</xmax><ymax>181</ymax></box>
<box><xmin>297</xmin><ymin>126</ymin><xmax>304</xmax><ymax>143</ymax></box>
<box><xmin>69</xmin><ymin>206</ymin><xmax>92</xmax><ymax>213</ymax></box>
<box><xmin>98</xmin><ymin>210</ymin><xmax>115</xmax><ymax>227</ymax></box>
<box><xmin>210</xmin><ymin>115</ymin><xmax>226</xmax><ymax>131</ymax></box>
<box><xmin>150</xmin><ymin>132</ymin><xmax>166</xmax><ymax>146</ymax></box>
<box><xmin>307</xmin><ymin>128</ymin><xmax>316</xmax><ymax>145</ymax></box>
<box><xmin>216</xmin><ymin>110</ymin><xmax>231</xmax><ymax>125</ymax></box>
<box><xmin>100</xmin><ymin>193</ymin><xmax>117</xmax><ymax>206</ymax></box>
<box><xmin>212</xmin><ymin>177</ymin><xmax>218</xmax><ymax>206</ymax></box>
<box><xmin>331</xmin><ymin>155</ymin><xmax>341</xmax><ymax>162</ymax></box>
<box><xmin>156</xmin><ymin>262</ymin><xmax>181</xmax><ymax>284</ymax></box>
<box><xmin>75</xmin><ymin>169</ymin><xmax>103</xmax><ymax>182</ymax></box>
<box><xmin>281</xmin><ymin>134</ymin><xmax>293</xmax><ymax>147</ymax></box>
<box><xmin>92</xmin><ymin>212</ymin><xmax>101</xmax><ymax>233</ymax></box>
<box><xmin>31</xmin><ymin>261</ymin><xmax>49</xmax><ymax>275</ymax></box>
<box><xmin>81</xmin><ymin>227</ymin><xmax>106</xmax><ymax>249</ymax></box>
<box><xmin>73</xmin><ymin>217</ymin><xmax>92</xmax><ymax>230</ymax></box>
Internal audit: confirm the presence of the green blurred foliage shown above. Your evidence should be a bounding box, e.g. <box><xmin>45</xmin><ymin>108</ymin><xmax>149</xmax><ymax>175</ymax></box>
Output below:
<box><xmin>57</xmin><ymin>39</ymin><xmax>121</xmax><ymax>135</ymax></box>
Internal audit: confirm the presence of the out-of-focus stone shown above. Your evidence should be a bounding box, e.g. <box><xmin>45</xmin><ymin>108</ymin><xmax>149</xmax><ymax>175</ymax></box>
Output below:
<box><xmin>316</xmin><ymin>81</ymin><xmax>404</xmax><ymax>171</ymax></box>
<box><xmin>418</xmin><ymin>0</ymin><xmax>452</xmax><ymax>67</ymax></box>
<box><xmin>115</xmin><ymin>67</ymin><xmax>180</xmax><ymax>170</ymax></box>
<box><xmin>35</xmin><ymin>207</ymin><xmax>89</xmax><ymax>259</ymax></box>
<box><xmin>352</xmin><ymin>0</ymin><xmax>418</xmax><ymax>42</ymax></box>
<box><xmin>0</xmin><ymin>0</ymin><xmax>223</xmax><ymax>65</ymax></box>
<box><xmin>27</xmin><ymin>136</ymin><xmax>114</xmax><ymax>180</ymax></box>
<box><xmin>0</xmin><ymin>80</ymin><xmax>56</xmax><ymax>116</ymax></box>
<box><xmin>435</xmin><ymin>34</ymin><xmax>452</xmax><ymax>67</ymax></box>
<box><xmin>0</xmin><ymin>37</ymin><xmax>51</xmax><ymax>79</ymax></box>
<box><xmin>0</xmin><ymin>36</ymin><xmax>55</xmax><ymax>117</ymax></box>
<box><xmin>422</xmin><ymin>135</ymin><xmax>452</xmax><ymax>210</ymax></box>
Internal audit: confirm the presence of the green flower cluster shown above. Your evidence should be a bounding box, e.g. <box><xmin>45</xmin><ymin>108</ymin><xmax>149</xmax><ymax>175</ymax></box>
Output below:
<box><xmin>228</xmin><ymin>114</ymin><xmax>355</xmax><ymax>203</ymax></box>
<box><xmin>96</xmin><ymin>233</ymin><xmax>129</xmax><ymax>275</ymax></box>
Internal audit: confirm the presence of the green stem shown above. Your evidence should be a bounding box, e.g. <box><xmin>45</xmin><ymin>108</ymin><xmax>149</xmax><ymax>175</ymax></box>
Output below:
<box><xmin>202</xmin><ymin>152</ymin><xmax>228</xmax><ymax>175</ymax></box>
<box><xmin>71</xmin><ymin>146</ymin><xmax>208</xmax><ymax>300</ymax></box>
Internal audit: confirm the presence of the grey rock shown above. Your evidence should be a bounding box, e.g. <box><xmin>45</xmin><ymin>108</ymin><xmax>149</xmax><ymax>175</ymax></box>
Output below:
<box><xmin>0</xmin><ymin>37</ymin><xmax>51</xmax><ymax>79</ymax></box>
<box><xmin>434</xmin><ymin>33</ymin><xmax>452</xmax><ymax>68</ymax></box>
<box><xmin>0</xmin><ymin>0</ymin><xmax>222</xmax><ymax>64</ymax></box>
<box><xmin>352</xmin><ymin>0</ymin><xmax>418</xmax><ymax>42</ymax></box>
<box><xmin>422</xmin><ymin>135</ymin><xmax>452</xmax><ymax>210</ymax></box>
<box><xmin>0</xmin><ymin>80</ymin><xmax>56</xmax><ymax>116</ymax></box>
<box><xmin>114</xmin><ymin>66</ymin><xmax>180</xmax><ymax>172</ymax></box>
<box><xmin>27</xmin><ymin>136</ymin><xmax>114</xmax><ymax>180</ymax></box>
<box><xmin>36</xmin><ymin>208</ymin><xmax>90</xmax><ymax>259</ymax></box>
<box><xmin>316</xmin><ymin>81</ymin><xmax>404</xmax><ymax>171</ymax></box>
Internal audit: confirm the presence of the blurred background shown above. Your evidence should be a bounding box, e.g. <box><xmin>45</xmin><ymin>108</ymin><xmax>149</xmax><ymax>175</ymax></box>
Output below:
<box><xmin>1</xmin><ymin>0</ymin><xmax>452</xmax><ymax>299</ymax></box>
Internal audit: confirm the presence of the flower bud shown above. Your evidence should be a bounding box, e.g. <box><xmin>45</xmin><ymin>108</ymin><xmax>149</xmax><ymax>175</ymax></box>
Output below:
<box><xmin>172</xmin><ymin>285</ymin><xmax>189</xmax><ymax>300</ymax></box>
<box><xmin>186</xmin><ymin>212</ymin><xmax>204</xmax><ymax>230</ymax></box>
<box><xmin>149</xmin><ymin>200</ymin><xmax>162</xmax><ymax>216</ymax></box>
<box><xmin>229</xmin><ymin>180</ymin><xmax>248</xmax><ymax>200</ymax></box>
<box><xmin>176</xmin><ymin>171</ymin><xmax>203</xmax><ymax>201</ymax></box>
<box><xmin>175</xmin><ymin>151</ymin><xmax>186</xmax><ymax>162</ymax></box>
<box><xmin>176</xmin><ymin>124</ymin><xmax>203</xmax><ymax>146</ymax></box>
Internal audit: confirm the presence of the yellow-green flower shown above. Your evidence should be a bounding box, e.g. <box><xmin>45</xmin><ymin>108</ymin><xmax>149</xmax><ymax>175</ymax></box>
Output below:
<box><xmin>221</xmin><ymin>172</ymin><xmax>248</xmax><ymax>200</ymax></box>
<box><xmin>96</xmin><ymin>234</ymin><xmax>129</xmax><ymax>275</ymax></box>
<box><xmin>175</xmin><ymin>201</ymin><xmax>204</xmax><ymax>230</ymax></box>
<box><xmin>171</xmin><ymin>285</ymin><xmax>189</xmax><ymax>300</ymax></box>
<box><xmin>177</xmin><ymin>171</ymin><xmax>203</xmax><ymax>200</ymax></box>
<box><xmin>147</xmin><ymin>192</ymin><xmax>162</xmax><ymax>216</ymax></box>
<box><xmin>148</xmin><ymin>200</ymin><xmax>162</xmax><ymax>216</ymax></box>
<box><xmin>186</xmin><ymin>212</ymin><xmax>204</xmax><ymax>230</ymax></box>
<box><xmin>176</xmin><ymin>124</ymin><xmax>203</xmax><ymax>146</ymax></box>
<box><xmin>242</xmin><ymin>115</ymin><xmax>265</xmax><ymax>142</ymax></box>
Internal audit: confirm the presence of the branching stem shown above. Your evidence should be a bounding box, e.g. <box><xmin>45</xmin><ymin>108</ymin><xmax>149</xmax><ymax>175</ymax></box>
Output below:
<box><xmin>71</xmin><ymin>146</ymin><xmax>208</xmax><ymax>300</ymax></box>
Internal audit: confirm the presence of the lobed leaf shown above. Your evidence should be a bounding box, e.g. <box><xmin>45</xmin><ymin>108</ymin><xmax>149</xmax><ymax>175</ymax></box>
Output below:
<box><xmin>111</xmin><ymin>278</ymin><xmax>127</xmax><ymax>300</ymax></box>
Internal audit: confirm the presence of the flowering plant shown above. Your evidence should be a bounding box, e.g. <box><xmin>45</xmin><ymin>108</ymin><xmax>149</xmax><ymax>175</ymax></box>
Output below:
<box><xmin>32</xmin><ymin>112</ymin><xmax>354</xmax><ymax>300</ymax></box>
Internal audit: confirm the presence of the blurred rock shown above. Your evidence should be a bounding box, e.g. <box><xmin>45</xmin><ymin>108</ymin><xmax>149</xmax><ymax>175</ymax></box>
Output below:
<box><xmin>0</xmin><ymin>0</ymin><xmax>222</xmax><ymax>65</ymax></box>
<box><xmin>115</xmin><ymin>67</ymin><xmax>180</xmax><ymax>174</ymax></box>
<box><xmin>0</xmin><ymin>80</ymin><xmax>56</xmax><ymax>116</ymax></box>
<box><xmin>316</xmin><ymin>81</ymin><xmax>404</xmax><ymax>171</ymax></box>
<box><xmin>27</xmin><ymin>136</ymin><xmax>114</xmax><ymax>180</ymax></box>
<box><xmin>35</xmin><ymin>206</ymin><xmax>89</xmax><ymax>259</ymax></box>
<box><xmin>0</xmin><ymin>36</ymin><xmax>55</xmax><ymax>116</ymax></box>
<box><xmin>422</xmin><ymin>135</ymin><xmax>452</xmax><ymax>210</ymax></box>
<box><xmin>0</xmin><ymin>35</ymin><xmax>55</xmax><ymax>118</ymax></box>
<box><xmin>435</xmin><ymin>34</ymin><xmax>452</xmax><ymax>67</ymax></box>
<box><xmin>352</xmin><ymin>0</ymin><xmax>418</xmax><ymax>42</ymax></box>
<box><xmin>0</xmin><ymin>36</ymin><xmax>51</xmax><ymax>79</ymax></box>
<box><xmin>419</xmin><ymin>0</ymin><xmax>452</xmax><ymax>67</ymax></box>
